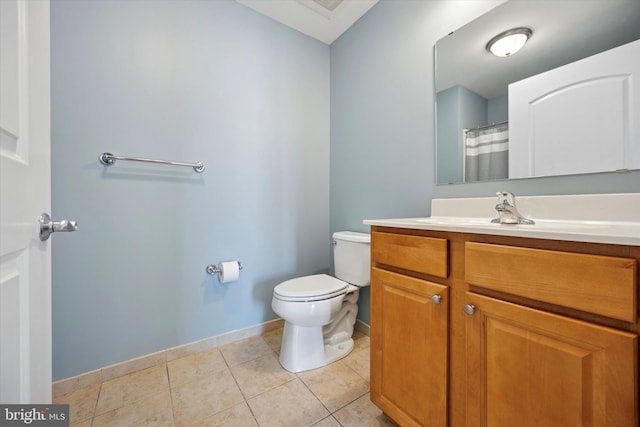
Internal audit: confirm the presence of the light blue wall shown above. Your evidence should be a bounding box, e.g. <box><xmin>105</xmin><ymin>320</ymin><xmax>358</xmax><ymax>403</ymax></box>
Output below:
<box><xmin>52</xmin><ymin>0</ymin><xmax>640</xmax><ymax>379</ymax></box>
<box><xmin>330</xmin><ymin>0</ymin><xmax>640</xmax><ymax>325</ymax></box>
<box><xmin>487</xmin><ymin>95</ymin><xmax>508</xmax><ymax>123</ymax></box>
<box><xmin>459</xmin><ymin>87</ymin><xmax>487</xmax><ymax>131</ymax></box>
<box><xmin>436</xmin><ymin>86</ymin><xmax>463</xmax><ymax>184</ymax></box>
<box><xmin>436</xmin><ymin>85</ymin><xmax>487</xmax><ymax>183</ymax></box>
<box><xmin>51</xmin><ymin>0</ymin><xmax>330</xmax><ymax>380</ymax></box>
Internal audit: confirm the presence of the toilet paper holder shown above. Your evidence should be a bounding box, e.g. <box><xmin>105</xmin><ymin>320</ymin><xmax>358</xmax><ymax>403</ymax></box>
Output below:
<box><xmin>206</xmin><ymin>261</ymin><xmax>243</xmax><ymax>276</ymax></box>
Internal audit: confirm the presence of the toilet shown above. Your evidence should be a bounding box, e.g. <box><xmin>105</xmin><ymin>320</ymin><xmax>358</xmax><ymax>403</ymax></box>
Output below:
<box><xmin>271</xmin><ymin>231</ymin><xmax>370</xmax><ymax>373</ymax></box>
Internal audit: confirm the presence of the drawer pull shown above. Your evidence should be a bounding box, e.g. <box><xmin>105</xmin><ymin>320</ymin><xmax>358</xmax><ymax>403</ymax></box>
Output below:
<box><xmin>463</xmin><ymin>304</ymin><xmax>476</xmax><ymax>315</ymax></box>
<box><xmin>431</xmin><ymin>295</ymin><xmax>443</xmax><ymax>304</ymax></box>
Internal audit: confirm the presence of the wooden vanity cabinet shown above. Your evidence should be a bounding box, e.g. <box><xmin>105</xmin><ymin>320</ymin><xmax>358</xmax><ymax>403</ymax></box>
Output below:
<box><xmin>370</xmin><ymin>231</ymin><xmax>449</xmax><ymax>427</ymax></box>
<box><xmin>370</xmin><ymin>226</ymin><xmax>639</xmax><ymax>427</ymax></box>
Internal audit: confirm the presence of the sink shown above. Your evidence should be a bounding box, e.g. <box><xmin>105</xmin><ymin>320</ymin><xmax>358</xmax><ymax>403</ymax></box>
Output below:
<box><xmin>415</xmin><ymin>217</ymin><xmax>495</xmax><ymax>226</ymax></box>
<box><xmin>415</xmin><ymin>217</ymin><xmax>609</xmax><ymax>230</ymax></box>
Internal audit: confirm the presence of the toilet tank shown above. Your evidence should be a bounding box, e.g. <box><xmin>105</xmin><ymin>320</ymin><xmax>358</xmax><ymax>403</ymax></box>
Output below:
<box><xmin>332</xmin><ymin>231</ymin><xmax>371</xmax><ymax>287</ymax></box>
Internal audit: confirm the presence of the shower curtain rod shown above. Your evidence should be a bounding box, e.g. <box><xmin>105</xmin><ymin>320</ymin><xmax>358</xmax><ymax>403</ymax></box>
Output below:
<box><xmin>463</xmin><ymin>120</ymin><xmax>508</xmax><ymax>132</ymax></box>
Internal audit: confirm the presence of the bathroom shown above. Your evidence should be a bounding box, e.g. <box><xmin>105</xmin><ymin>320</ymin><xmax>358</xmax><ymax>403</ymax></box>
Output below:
<box><xmin>2</xmin><ymin>0</ymin><xmax>639</xmax><ymax>425</ymax></box>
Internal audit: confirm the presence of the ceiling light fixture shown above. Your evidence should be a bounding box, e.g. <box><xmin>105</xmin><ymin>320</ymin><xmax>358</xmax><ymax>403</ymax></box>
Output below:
<box><xmin>486</xmin><ymin>27</ymin><xmax>532</xmax><ymax>57</ymax></box>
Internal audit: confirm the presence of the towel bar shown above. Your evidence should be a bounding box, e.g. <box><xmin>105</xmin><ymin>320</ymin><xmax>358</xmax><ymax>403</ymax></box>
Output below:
<box><xmin>99</xmin><ymin>152</ymin><xmax>205</xmax><ymax>173</ymax></box>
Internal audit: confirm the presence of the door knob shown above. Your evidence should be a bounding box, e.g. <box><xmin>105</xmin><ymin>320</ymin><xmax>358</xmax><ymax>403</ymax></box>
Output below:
<box><xmin>39</xmin><ymin>213</ymin><xmax>78</xmax><ymax>241</ymax></box>
<box><xmin>463</xmin><ymin>304</ymin><xmax>476</xmax><ymax>315</ymax></box>
<box><xmin>431</xmin><ymin>295</ymin><xmax>443</xmax><ymax>304</ymax></box>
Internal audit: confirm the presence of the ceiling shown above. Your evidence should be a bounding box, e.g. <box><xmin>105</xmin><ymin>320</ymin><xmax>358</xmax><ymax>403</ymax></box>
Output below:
<box><xmin>235</xmin><ymin>0</ymin><xmax>379</xmax><ymax>44</ymax></box>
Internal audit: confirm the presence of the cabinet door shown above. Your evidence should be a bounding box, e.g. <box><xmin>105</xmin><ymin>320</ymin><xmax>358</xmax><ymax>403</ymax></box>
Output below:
<box><xmin>371</xmin><ymin>267</ymin><xmax>449</xmax><ymax>427</ymax></box>
<box><xmin>465</xmin><ymin>292</ymin><xmax>638</xmax><ymax>427</ymax></box>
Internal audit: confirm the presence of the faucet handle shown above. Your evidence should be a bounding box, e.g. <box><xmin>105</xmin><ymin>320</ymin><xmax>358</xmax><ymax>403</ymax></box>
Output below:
<box><xmin>496</xmin><ymin>191</ymin><xmax>515</xmax><ymax>205</ymax></box>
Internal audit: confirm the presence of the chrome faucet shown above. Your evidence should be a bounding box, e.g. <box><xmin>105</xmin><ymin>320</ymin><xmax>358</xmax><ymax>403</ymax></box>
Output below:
<box><xmin>491</xmin><ymin>192</ymin><xmax>535</xmax><ymax>224</ymax></box>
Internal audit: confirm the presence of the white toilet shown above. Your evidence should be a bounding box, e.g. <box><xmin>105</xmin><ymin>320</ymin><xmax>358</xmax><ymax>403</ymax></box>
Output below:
<box><xmin>271</xmin><ymin>231</ymin><xmax>370</xmax><ymax>373</ymax></box>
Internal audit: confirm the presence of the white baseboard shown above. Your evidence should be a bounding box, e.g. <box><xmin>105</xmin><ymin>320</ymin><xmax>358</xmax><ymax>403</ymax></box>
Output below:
<box><xmin>52</xmin><ymin>318</ymin><xmax>284</xmax><ymax>398</ymax></box>
<box><xmin>354</xmin><ymin>319</ymin><xmax>370</xmax><ymax>336</ymax></box>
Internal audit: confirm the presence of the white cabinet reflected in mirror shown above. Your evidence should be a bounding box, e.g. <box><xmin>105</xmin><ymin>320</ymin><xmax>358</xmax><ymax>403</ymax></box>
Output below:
<box><xmin>435</xmin><ymin>0</ymin><xmax>640</xmax><ymax>185</ymax></box>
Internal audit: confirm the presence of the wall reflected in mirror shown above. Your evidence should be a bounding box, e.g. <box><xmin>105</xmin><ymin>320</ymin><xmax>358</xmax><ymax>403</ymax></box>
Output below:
<box><xmin>435</xmin><ymin>0</ymin><xmax>640</xmax><ymax>185</ymax></box>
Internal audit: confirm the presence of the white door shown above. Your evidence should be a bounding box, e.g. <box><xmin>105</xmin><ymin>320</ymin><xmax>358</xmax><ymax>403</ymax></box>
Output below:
<box><xmin>509</xmin><ymin>39</ymin><xmax>640</xmax><ymax>179</ymax></box>
<box><xmin>0</xmin><ymin>0</ymin><xmax>53</xmax><ymax>403</ymax></box>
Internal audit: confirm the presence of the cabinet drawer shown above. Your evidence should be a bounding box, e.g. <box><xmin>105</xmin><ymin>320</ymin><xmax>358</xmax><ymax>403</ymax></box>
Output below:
<box><xmin>465</xmin><ymin>242</ymin><xmax>637</xmax><ymax>322</ymax></box>
<box><xmin>372</xmin><ymin>232</ymin><xmax>448</xmax><ymax>278</ymax></box>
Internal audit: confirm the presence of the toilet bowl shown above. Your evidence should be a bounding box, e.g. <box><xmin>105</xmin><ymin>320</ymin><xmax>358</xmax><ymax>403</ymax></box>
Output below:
<box><xmin>272</xmin><ymin>231</ymin><xmax>370</xmax><ymax>373</ymax></box>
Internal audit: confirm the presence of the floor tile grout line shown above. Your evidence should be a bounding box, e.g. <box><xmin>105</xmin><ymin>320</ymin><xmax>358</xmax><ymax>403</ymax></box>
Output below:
<box><xmin>322</xmin><ymin>414</ymin><xmax>345</xmax><ymax>427</ymax></box>
<box><xmin>61</xmin><ymin>330</ymin><xmax>374</xmax><ymax>426</ymax></box>
<box><xmin>225</xmin><ymin>336</ymin><xmax>273</xmax><ymax>396</ymax></box>
<box><xmin>296</xmin><ymin>371</ymin><xmax>334</xmax><ymax>418</ymax></box>
<box><xmin>89</xmin><ymin>380</ymin><xmax>103</xmax><ymax>425</ymax></box>
<box><xmin>242</xmin><ymin>389</ymin><xmax>261</xmax><ymax>427</ymax></box>
<box><xmin>225</xmin><ymin>346</ymin><xmax>264</xmax><ymax>427</ymax></box>
<box><xmin>91</xmin><ymin>365</ymin><xmax>173</xmax><ymax>426</ymax></box>
<box><xmin>296</xmin><ymin>356</ymin><xmax>372</xmax><ymax>417</ymax></box>
<box><xmin>216</xmin><ymin>336</ymin><xmax>274</xmax><ymax>426</ymax></box>
<box><xmin>170</xmin><ymin>353</ymin><xmax>239</xmax><ymax>426</ymax></box>
<box><xmin>233</xmin><ymin>347</ymin><xmax>332</xmax><ymax>427</ymax></box>
<box><xmin>165</xmin><ymin>362</ymin><xmax>178</xmax><ymax>427</ymax></box>
<box><xmin>342</xmin><ymin>349</ymin><xmax>371</xmax><ymax>384</ymax></box>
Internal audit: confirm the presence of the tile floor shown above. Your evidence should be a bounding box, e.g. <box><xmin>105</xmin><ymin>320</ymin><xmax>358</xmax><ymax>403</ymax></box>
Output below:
<box><xmin>54</xmin><ymin>329</ymin><xmax>398</xmax><ymax>426</ymax></box>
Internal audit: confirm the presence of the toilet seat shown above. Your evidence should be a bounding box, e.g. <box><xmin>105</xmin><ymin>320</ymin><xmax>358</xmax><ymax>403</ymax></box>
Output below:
<box><xmin>273</xmin><ymin>274</ymin><xmax>348</xmax><ymax>302</ymax></box>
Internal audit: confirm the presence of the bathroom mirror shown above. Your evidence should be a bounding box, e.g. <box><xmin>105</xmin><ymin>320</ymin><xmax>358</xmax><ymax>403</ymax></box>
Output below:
<box><xmin>435</xmin><ymin>0</ymin><xmax>640</xmax><ymax>185</ymax></box>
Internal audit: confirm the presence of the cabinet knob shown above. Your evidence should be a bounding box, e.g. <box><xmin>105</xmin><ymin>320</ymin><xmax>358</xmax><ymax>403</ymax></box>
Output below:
<box><xmin>431</xmin><ymin>295</ymin><xmax>443</xmax><ymax>304</ymax></box>
<box><xmin>463</xmin><ymin>304</ymin><xmax>476</xmax><ymax>315</ymax></box>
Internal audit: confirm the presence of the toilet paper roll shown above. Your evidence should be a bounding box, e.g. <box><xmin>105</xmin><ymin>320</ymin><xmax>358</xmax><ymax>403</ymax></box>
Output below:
<box><xmin>219</xmin><ymin>261</ymin><xmax>240</xmax><ymax>283</ymax></box>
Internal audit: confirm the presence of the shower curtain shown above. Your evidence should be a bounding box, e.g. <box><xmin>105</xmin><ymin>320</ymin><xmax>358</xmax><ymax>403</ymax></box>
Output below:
<box><xmin>464</xmin><ymin>122</ymin><xmax>509</xmax><ymax>182</ymax></box>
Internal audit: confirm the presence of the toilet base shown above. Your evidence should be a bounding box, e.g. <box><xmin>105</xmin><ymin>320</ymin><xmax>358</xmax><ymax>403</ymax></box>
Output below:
<box><xmin>278</xmin><ymin>322</ymin><xmax>354</xmax><ymax>373</ymax></box>
<box><xmin>324</xmin><ymin>338</ymin><xmax>354</xmax><ymax>365</ymax></box>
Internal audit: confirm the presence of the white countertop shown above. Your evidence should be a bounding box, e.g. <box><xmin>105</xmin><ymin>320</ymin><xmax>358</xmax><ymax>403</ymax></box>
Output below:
<box><xmin>364</xmin><ymin>217</ymin><xmax>640</xmax><ymax>245</ymax></box>
<box><xmin>364</xmin><ymin>193</ymin><xmax>640</xmax><ymax>246</ymax></box>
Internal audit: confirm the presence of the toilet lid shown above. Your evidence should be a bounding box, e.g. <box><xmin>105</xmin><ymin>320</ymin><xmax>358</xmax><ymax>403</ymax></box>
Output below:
<box><xmin>274</xmin><ymin>274</ymin><xmax>349</xmax><ymax>302</ymax></box>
